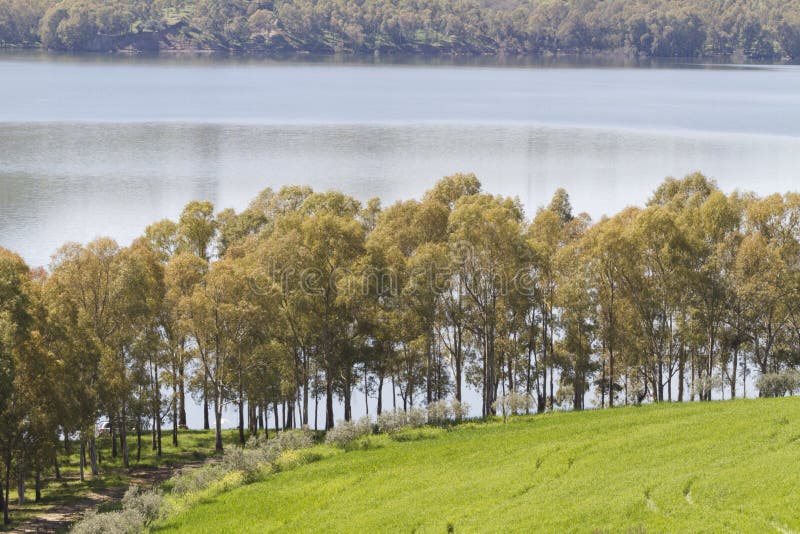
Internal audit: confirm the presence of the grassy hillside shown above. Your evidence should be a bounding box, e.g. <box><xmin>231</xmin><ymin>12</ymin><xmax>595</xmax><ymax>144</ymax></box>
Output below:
<box><xmin>155</xmin><ymin>398</ymin><xmax>800</xmax><ymax>533</ymax></box>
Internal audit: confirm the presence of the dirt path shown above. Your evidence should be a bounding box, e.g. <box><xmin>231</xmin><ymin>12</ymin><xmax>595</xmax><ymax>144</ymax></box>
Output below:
<box><xmin>12</xmin><ymin>463</ymin><xmax>199</xmax><ymax>534</ymax></box>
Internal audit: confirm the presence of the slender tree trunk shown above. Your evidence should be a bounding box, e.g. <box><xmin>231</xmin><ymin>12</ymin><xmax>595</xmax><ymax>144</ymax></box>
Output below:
<box><xmin>203</xmin><ymin>373</ymin><xmax>210</xmax><ymax>430</ymax></box>
<box><xmin>120</xmin><ymin>402</ymin><xmax>129</xmax><ymax>468</ymax></box>
<box><xmin>53</xmin><ymin>454</ymin><xmax>60</xmax><ymax>481</ymax></box>
<box><xmin>179</xmin><ymin>361</ymin><xmax>187</xmax><ymax>428</ymax></box>
<box><xmin>172</xmin><ymin>362</ymin><xmax>179</xmax><ymax>446</ymax></box>
<box><xmin>17</xmin><ymin>465</ymin><xmax>25</xmax><ymax>505</ymax></box>
<box><xmin>238</xmin><ymin>378</ymin><xmax>245</xmax><ymax>445</ymax></box>
<box><xmin>364</xmin><ymin>367</ymin><xmax>369</xmax><ymax>415</ymax></box>
<box><xmin>79</xmin><ymin>440</ymin><xmax>85</xmax><ymax>482</ymax></box>
<box><xmin>455</xmin><ymin>326</ymin><xmax>463</xmax><ymax>404</ymax></box>
<box><xmin>731</xmin><ymin>346</ymin><xmax>739</xmax><ymax>399</ymax></box>
<box><xmin>303</xmin><ymin>352</ymin><xmax>310</xmax><ymax>426</ymax></box>
<box><xmin>89</xmin><ymin>437</ymin><xmax>99</xmax><ymax>475</ymax></box>
<box><xmin>215</xmin><ymin>394</ymin><xmax>224</xmax><ymax>452</ymax></box>
<box><xmin>601</xmin><ymin>358</ymin><xmax>606</xmax><ymax>409</ymax></box>
<box><xmin>3</xmin><ymin>454</ymin><xmax>12</xmax><ymax>525</ymax></box>
<box><xmin>377</xmin><ymin>373</ymin><xmax>384</xmax><ymax>415</ymax></box>
<box><xmin>326</xmin><ymin>369</ymin><xmax>335</xmax><ymax>430</ymax></box>
<box><xmin>35</xmin><ymin>471</ymin><xmax>41</xmax><ymax>503</ymax></box>
<box><xmin>111</xmin><ymin>419</ymin><xmax>117</xmax><ymax>458</ymax></box>
<box><xmin>136</xmin><ymin>422</ymin><xmax>142</xmax><ymax>462</ymax></box>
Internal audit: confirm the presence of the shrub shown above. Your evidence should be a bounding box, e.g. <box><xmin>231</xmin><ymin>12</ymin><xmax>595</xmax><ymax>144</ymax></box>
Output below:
<box><xmin>757</xmin><ymin>370</ymin><xmax>800</xmax><ymax>397</ymax></box>
<box><xmin>451</xmin><ymin>399</ymin><xmax>470</xmax><ymax>421</ymax></box>
<box><xmin>222</xmin><ymin>447</ymin><xmax>267</xmax><ymax>481</ymax></box>
<box><xmin>274</xmin><ymin>429</ymin><xmax>315</xmax><ymax>451</ymax></box>
<box><xmin>71</xmin><ymin>509</ymin><xmax>144</xmax><ymax>534</ymax></box>
<box><xmin>377</xmin><ymin>410</ymin><xmax>407</xmax><ymax>434</ymax></box>
<box><xmin>121</xmin><ymin>485</ymin><xmax>165</xmax><ymax>523</ymax></box>
<box><xmin>72</xmin><ymin>485</ymin><xmax>164</xmax><ymax>534</ymax></box>
<box><xmin>691</xmin><ymin>375</ymin><xmax>724</xmax><ymax>399</ymax></box>
<box><xmin>171</xmin><ymin>463</ymin><xmax>230</xmax><ymax>496</ymax></box>
<box><xmin>426</xmin><ymin>400</ymin><xmax>452</xmax><ymax>425</ymax></box>
<box><xmin>325</xmin><ymin>416</ymin><xmax>372</xmax><ymax>448</ymax></box>
<box><xmin>493</xmin><ymin>391</ymin><xmax>535</xmax><ymax>421</ymax></box>
<box><xmin>407</xmin><ymin>407</ymin><xmax>427</xmax><ymax>427</ymax></box>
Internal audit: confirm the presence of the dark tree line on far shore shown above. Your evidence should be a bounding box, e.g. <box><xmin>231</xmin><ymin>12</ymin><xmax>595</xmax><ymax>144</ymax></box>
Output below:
<box><xmin>3</xmin><ymin>0</ymin><xmax>800</xmax><ymax>58</ymax></box>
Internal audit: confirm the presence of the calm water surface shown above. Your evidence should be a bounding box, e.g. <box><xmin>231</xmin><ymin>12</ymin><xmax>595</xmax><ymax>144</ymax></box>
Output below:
<box><xmin>0</xmin><ymin>54</ymin><xmax>793</xmax><ymax>422</ymax></box>
<box><xmin>3</xmin><ymin>55</ymin><xmax>800</xmax><ymax>268</ymax></box>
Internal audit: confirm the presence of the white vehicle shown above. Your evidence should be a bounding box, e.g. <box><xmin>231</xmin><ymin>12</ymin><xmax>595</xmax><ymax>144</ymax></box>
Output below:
<box><xmin>96</xmin><ymin>421</ymin><xmax>112</xmax><ymax>436</ymax></box>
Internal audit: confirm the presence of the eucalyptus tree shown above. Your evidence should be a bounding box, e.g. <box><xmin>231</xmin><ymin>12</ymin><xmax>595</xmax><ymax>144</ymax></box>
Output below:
<box><xmin>583</xmin><ymin>210</ymin><xmax>636</xmax><ymax>407</ymax></box>
<box><xmin>554</xmin><ymin>213</ymin><xmax>596</xmax><ymax>410</ymax></box>
<box><xmin>0</xmin><ymin>248</ymin><xmax>33</xmax><ymax>523</ymax></box>
<box><xmin>681</xmin><ymin>188</ymin><xmax>740</xmax><ymax>401</ymax></box>
<box><xmin>177</xmin><ymin>200</ymin><xmax>217</xmax><ymax>429</ymax></box>
<box><xmin>738</xmin><ymin>194</ymin><xmax>800</xmax><ymax>379</ymax></box>
<box><xmin>48</xmin><ymin>238</ymin><xmax>130</xmax><ymax>473</ymax></box>
<box><xmin>526</xmin><ymin>191</ymin><xmax>573</xmax><ymax>411</ymax></box>
<box><xmin>449</xmin><ymin>193</ymin><xmax>527</xmax><ymax>416</ymax></box>
<box><xmin>178</xmin><ymin>255</ymin><xmax>258</xmax><ymax>451</ymax></box>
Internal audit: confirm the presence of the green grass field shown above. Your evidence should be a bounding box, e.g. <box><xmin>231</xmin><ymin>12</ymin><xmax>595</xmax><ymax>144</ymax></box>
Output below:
<box><xmin>155</xmin><ymin>398</ymin><xmax>800</xmax><ymax>533</ymax></box>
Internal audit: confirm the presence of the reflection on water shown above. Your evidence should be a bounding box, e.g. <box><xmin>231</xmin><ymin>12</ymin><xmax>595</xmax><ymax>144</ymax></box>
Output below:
<box><xmin>2</xmin><ymin>122</ymin><xmax>799</xmax><ymax>267</ymax></box>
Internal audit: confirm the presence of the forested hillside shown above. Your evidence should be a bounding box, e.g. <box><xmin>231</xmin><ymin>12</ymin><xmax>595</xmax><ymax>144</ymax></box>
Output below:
<box><xmin>2</xmin><ymin>0</ymin><xmax>800</xmax><ymax>58</ymax></box>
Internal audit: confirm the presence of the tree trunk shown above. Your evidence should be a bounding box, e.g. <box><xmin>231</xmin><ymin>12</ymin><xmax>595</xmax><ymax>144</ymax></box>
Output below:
<box><xmin>54</xmin><ymin>454</ymin><xmax>60</xmax><ymax>481</ymax></box>
<box><xmin>326</xmin><ymin>369</ymin><xmax>335</xmax><ymax>430</ymax></box>
<box><xmin>136</xmin><ymin>422</ymin><xmax>142</xmax><ymax>462</ymax></box>
<box><xmin>3</xmin><ymin>454</ymin><xmax>12</xmax><ymax>525</ymax></box>
<box><xmin>16</xmin><ymin>465</ymin><xmax>25</xmax><ymax>505</ymax></box>
<box><xmin>215</xmin><ymin>394</ymin><xmax>224</xmax><ymax>452</ymax></box>
<box><xmin>179</xmin><ymin>362</ymin><xmax>187</xmax><ymax>428</ymax></box>
<box><xmin>35</xmin><ymin>471</ymin><xmax>41</xmax><ymax>503</ymax></box>
<box><xmin>79</xmin><ymin>440</ymin><xmax>85</xmax><ymax>482</ymax></box>
<box><xmin>120</xmin><ymin>402</ymin><xmax>129</xmax><ymax>468</ymax></box>
<box><xmin>111</xmin><ymin>418</ymin><xmax>117</xmax><ymax>458</ymax></box>
<box><xmin>89</xmin><ymin>437</ymin><xmax>99</xmax><ymax>475</ymax></box>
<box><xmin>303</xmin><ymin>352</ymin><xmax>310</xmax><ymax>426</ymax></box>
<box><xmin>731</xmin><ymin>346</ymin><xmax>739</xmax><ymax>399</ymax></box>
<box><xmin>203</xmin><ymin>373</ymin><xmax>210</xmax><ymax>430</ymax></box>
<box><xmin>377</xmin><ymin>373</ymin><xmax>384</xmax><ymax>415</ymax></box>
<box><xmin>238</xmin><ymin>378</ymin><xmax>246</xmax><ymax>445</ymax></box>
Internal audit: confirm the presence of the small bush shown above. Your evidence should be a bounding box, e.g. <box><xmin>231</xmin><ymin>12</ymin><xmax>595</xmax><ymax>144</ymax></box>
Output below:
<box><xmin>274</xmin><ymin>429</ymin><xmax>315</xmax><ymax>451</ymax></box>
<box><xmin>451</xmin><ymin>399</ymin><xmax>470</xmax><ymax>421</ymax></box>
<box><xmin>407</xmin><ymin>407</ymin><xmax>427</xmax><ymax>427</ymax></box>
<box><xmin>325</xmin><ymin>416</ymin><xmax>373</xmax><ymax>448</ymax></box>
<box><xmin>426</xmin><ymin>400</ymin><xmax>452</xmax><ymax>425</ymax></box>
<box><xmin>71</xmin><ymin>509</ymin><xmax>144</xmax><ymax>534</ymax></box>
<box><xmin>757</xmin><ymin>370</ymin><xmax>800</xmax><ymax>397</ymax></box>
<box><xmin>72</xmin><ymin>485</ymin><xmax>164</xmax><ymax>534</ymax></box>
<box><xmin>121</xmin><ymin>485</ymin><xmax>165</xmax><ymax>523</ymax></box>
<box><xmin>493</xmin><ymin>392</ymin><xmax>535</xmax><ymax>421</ymax></box>
<box><xmin>377</xmin><ymin>410</ymin><xmax>407</xmax><ymax>434</ymax></box>
<box><xmin>171</xmin><ymin>463</ymin><xmax>230</xmax><ymax>496</ymax></box>
<box><xmin>222</xmin><ymin>447</ymin><xmax>267</xmax><ymax>481</ymax></box>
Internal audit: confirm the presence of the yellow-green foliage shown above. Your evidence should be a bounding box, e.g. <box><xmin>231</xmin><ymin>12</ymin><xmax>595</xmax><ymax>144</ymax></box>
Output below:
<box><xmin>156</xmin><ymin>398</ymin><xmax>800</xmax><ymax>533</ymax></box>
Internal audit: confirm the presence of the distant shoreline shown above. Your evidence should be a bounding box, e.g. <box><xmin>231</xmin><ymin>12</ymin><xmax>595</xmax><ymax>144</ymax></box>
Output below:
<box><xmin>0</xmin><ymin>46</ymin><xmax>794</xmax><ymax>68</ymax></box>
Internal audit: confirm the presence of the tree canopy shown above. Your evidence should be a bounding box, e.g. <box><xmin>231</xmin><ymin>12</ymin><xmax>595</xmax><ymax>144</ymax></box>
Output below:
<box><xmin>5</xmin><ymin>172</ymin><xmax>800</xmax><ymax>524</ymax></box>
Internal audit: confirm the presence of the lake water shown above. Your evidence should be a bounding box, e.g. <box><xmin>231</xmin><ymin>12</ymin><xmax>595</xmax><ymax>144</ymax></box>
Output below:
<box><xmin>3</xmin><ymin>55</ymin><xmax>800</xmax><ymax>269</ymax></box>
<box><xmin>0</xmin><ymin>53</ymin><xmax>795</xmax><ymax>422</ymax></box>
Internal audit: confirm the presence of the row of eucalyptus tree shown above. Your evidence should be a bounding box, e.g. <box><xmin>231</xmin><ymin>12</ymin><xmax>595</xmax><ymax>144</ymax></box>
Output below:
<box><xmin>4</xmin><ymin>172</ymin><xmax>800</xmax><ymax>523</ymax></box>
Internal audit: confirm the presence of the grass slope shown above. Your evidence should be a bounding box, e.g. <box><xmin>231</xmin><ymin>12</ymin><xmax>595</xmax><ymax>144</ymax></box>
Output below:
<box><xmin>156</xmin><ymin>399</ymin><xmax>800</xmax><ymax>533</ymax></box>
